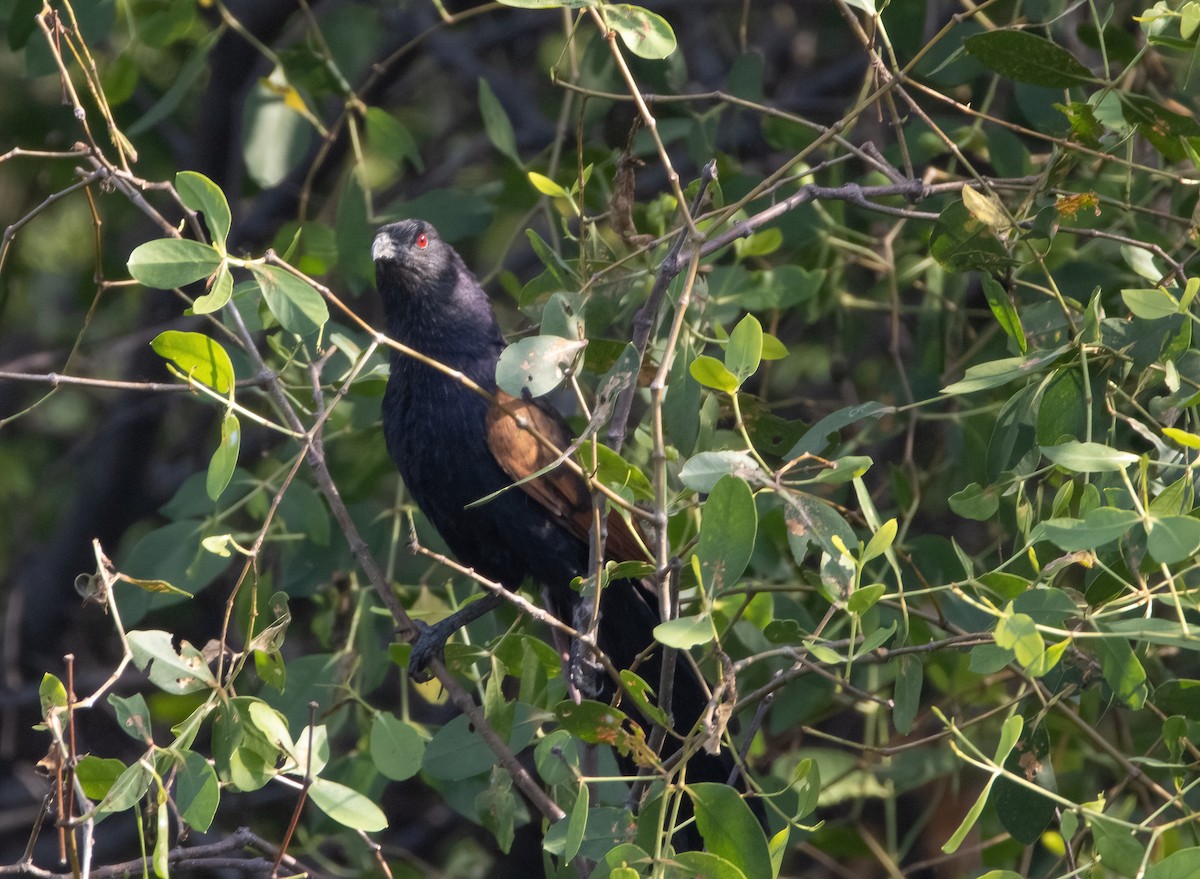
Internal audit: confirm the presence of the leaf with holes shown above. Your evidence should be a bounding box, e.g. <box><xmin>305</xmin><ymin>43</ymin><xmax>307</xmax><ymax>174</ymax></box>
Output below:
<box><xmin>606</xmin><ymin>5</ymin><xmax>677</xmax><ymax>59</ymax></box>
<box><xmin>496</xmin><ymin>335</ymin><xmax>586</xmax><ymax>398</ymax></box>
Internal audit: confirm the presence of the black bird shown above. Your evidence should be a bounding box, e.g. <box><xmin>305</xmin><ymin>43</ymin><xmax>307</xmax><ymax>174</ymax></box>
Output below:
<box><xmin>373</xmin><ymin>219</ymin><xmax>756</xmax><ymax>845</ymax></box>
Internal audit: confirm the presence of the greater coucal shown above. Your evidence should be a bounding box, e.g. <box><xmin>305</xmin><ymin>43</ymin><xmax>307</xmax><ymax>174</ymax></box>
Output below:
<box><xmin>373</xmin><ymin>219</ymin><xmax>755</xmax><ymax>844</ymax></box>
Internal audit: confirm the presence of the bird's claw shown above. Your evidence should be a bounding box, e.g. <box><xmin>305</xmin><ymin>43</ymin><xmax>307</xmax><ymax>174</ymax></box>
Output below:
<box><xmin>404</xmin><ymin>619</ymin><xmax>444</xmax><ymax>683</ymax></box>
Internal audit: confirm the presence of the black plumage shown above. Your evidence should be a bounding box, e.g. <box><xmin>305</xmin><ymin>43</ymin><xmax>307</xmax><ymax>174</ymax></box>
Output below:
<box><xmin>373</xmin><ymin>219</ymin><xmax>755</xmax><ymax>845</ymax></box>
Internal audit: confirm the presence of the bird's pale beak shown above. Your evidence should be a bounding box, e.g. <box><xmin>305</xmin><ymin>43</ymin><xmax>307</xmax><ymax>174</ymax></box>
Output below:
<box><xmin>371</xmin><ymin>233</ymin><xmax>396</xmax><ymax>262</ymax></box>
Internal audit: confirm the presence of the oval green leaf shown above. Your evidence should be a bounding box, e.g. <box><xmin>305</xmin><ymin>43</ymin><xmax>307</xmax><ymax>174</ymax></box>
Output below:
<box><xmin>151</xmin><ymin>330</ymin><xmax>235</xmax><ymax>395</ymax></box>
<box><xmin>206</xmin><ymin>411</ymin><xmax>240</xmax><ymax>501</ymax></box>
<box><xmin>606</xmin><ymin>4</ymin><xmax>677</xmax><ymax>59</ymax></box>
<box><xmin>696</xmin><ymin>476</ymin><xmax>757</xmax><ymax>594</ymax></box>
<box><xmin>370</xmin><ymin>713</ymin><xmax>425</xmax><ymax>781</ymax></box>
<box><xmin>679</xmin><ymin>451</ymin><xmax>762</xmax><ymax>492</ymax></box>
<box><xmin>129</xmin><ymin>238</ymin><xmax>222</xmax><ymax>289</ymax></box>
<box><xmin>250</xmin><ymin>264</ymin><xmax>329</xmax><ymax>336</ymax></box>
<box><xmin>725</xmin><ymin>314</ymin><xmax>763</xmax><ymax>385</ymax></box>
<box><xmin>653</xmin><ymin>614</ymin><xmax>716</xmax><ymax>649</ymax></box>
<box><xmin>690</xmin><ymin>354</ymin><xmax>740</xmax><ymax>393</ymax></box>
<box><xmin>964</xmin><ymin>30</ymin><xmax>1095</xmax><ymax>87</ymax></box>
<box><xmin>191</xmin><ymin>261</ymin><xmax>233</xmax><ymax>314</ymax></box>
<box><xmin>1042</xmin><ymin>441</ymin><xmax>1138</xmax><ymax>473</ymax></box>
<box><xmin>496</xmin><ymin>335</ymin><xmax>587</xmax><ymax>398</ymax></box>
<box><xmin>1122</xmin><ymin>286</ymin><xmax>1180</xmax><ymax>319</ymax></box>
<box><xmin>1147</xmin><ymin>515</ymin><xmax>1200</xmax><ymax>565</ymax></box>
<box><xmin>177</xmin><ymin>170</ymin><xmax>231</xmax><ymax>249</ymax></box>
<box><xmin>690</xmin><ymin>783</ymin><xmax>772</xmax><ymax>879</ymax></box>
<box><xmin>308</xmin><ymin>777</ymin><xmax>388</xmax><ymax>831</ymax></box>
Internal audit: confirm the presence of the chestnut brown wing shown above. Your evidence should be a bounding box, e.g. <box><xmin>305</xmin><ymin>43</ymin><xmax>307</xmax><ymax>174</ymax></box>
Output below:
<box><xmin>485</xmin><ymin>390</ymin><xmax>649</xmax><ymax>563</ymax></box>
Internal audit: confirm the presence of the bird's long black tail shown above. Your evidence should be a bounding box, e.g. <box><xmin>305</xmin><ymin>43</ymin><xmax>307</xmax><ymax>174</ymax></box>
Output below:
<box><xmin>591</xmin><ymin>578</ymin><xmax>764</xmax><ymax>848</ymax></box>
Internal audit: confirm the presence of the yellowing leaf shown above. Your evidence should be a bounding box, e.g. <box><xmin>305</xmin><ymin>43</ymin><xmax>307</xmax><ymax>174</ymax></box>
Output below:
<box><xmin>962</xmin><ymin>184</ymin><xmax>1011</xmax><ymax>230</ymax></box>
<box><xmin>1164</xmin><ymin>427</ymin><xmax>1200</xmax><ymax>449</ymax></box>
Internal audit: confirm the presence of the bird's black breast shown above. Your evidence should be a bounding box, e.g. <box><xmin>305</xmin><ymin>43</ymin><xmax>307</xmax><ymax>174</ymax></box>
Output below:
<box><xmin>383</xmin><ymin>352</ymin><xmax>590</xmax><ymax>607</ymax></box>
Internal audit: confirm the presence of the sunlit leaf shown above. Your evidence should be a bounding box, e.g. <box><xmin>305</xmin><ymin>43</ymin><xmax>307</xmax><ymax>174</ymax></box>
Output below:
<box><xmin>606</xmin><ymin>4</ymin><xmax>677</xmax><ymax>59</ymax></box>
<box><xmin>177</xmin><ymin>170</ymin><xmax>231</xmax><ymax>249</ymax></box>
<box><xmin>151</xmin><ymin>330</ymin><xmax>235</xmax><ymax>395</ymax></box>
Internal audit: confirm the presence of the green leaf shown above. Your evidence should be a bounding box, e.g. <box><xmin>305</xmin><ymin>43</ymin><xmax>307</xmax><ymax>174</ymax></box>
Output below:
<box><xmin>994</xmin><ymin>611</ymin><xmax>1044</xmax><ymax>670</ymax></box>
<box><xmin>176</xmin><ymin>170</ymin><xmax>231</xmax><ymax>249</ymax></box>
<box><xmin>696</xmin><ymin>476</ymin><xmax>757</xmax><ymax>593</ymax></box>
<box><xmin>942</xmin><ymin>345</ymin><xmax>1068</xmax><ymax>395</ymax></box>
<box><xmin>580</xmin><ymin>441</ymin><xmax>653</xmax><ymax>500</ymax></box>
<box><xmin>679</xmin><ymin>451</ymin><xmax>762</xmax><ymax>492</ymax></box>
<box><xmin>605</xmin><ymin>4</ymin><xmax>677</xmax><ymax>59</ymax></box>
<box><xmin>654</xmin><ymin>614</ymin><xmax>715</xmax><ymax>648</ymax></box>
<box><xmin>784</xmin><ymin>491</ymin><xmax>857</xmax><ymax>564</ymax></box>
<box><xmin>893</xmin><ymin>654</ymin><xmax>922</xmax><ymax>734</ymax></box>
<box><xmin>478</xmin><ymin>78</ymin><xmax>520</xmax><ymax>165</ymax></box>
<box><xmin>308</xmin><ymin>777</ymin><xmax>388</xmax><ymax>831</ymax></box>
<box><xmin>671</xmin><ymin>852</ymin><xmax>748</xmax><ymax>879</ymax></box>
<box><xmin>735</xmin><ymin>227</ymin><xmax>783</xmax><ymax>259</ymax></box>
<box><xmin>39</xmin><ymin>673</ymin><xmax>67</xmax><ymax>717</ymax></box>
<box><xmin>992</xmin><ymin>722</ymin><xmax>1055</xmax><ymax>845</ymax></box>
<box><xmin>1163</xmin><ymin>426</ymin><xmax>1200</xmax><ymax>449</ymax></box>
<box><xmin>562</xmin><ymin>782</ymin><xmax>588</xmax><ymax>862</ymax></box>
<box><xmin>534</xmin><ymin>730</ymin><xmax>578</xmax><ymax>785</ymax></box>
<box><xmin>949</xmin><ymin>482</ymin><xmax>1000</xmax><ymax>520</ymax></box>
<box><xmin>761</xmin><ymin>333</ymin><xmax>789</xmax><ymax>360</ymax></box>
<box><xmin>370</xmin><ymin>713</ymin><xmax>425</xmax><ymax>781</ymax></box>
<box><xmin>151</xmin><ymin>330</ymin><xmax>235</xmax><ymax>395</ymax></box>
<box><xmin>929</xmin><ymin>200</ymin><xmax>1015</xmax><ymax>273</ymax></box>
<box><xmin>527</xmin><ymin>171</ymin><xmax>571</xmax><ymax>199</ymax></box>
<box><xmin>496</xmin><ymin>0</ymin><xmax>594</xmax><ymax>6</ymax></box>
<box><xmin>617</xmin><ymin>670</ymin><xmax>669</xmax><ymax>728</ymax></box>
<box><xmin>1147</xmin><ymin>848</ymin><xmax>1200</xmax><ymax>879</ymax></box>
<box><xmin>108</xmin><ymin>692</ymin><xmax>151</xmax><ymax>741</ymax></box>
<box><xmin>786</xmin><ymin>401</ymin><xmax>893</xmax><ymax>459</ymax></box>
<box><xmin>1123</xmin><ymin>286</ymin><xmax>1179</xmax><ymax>319</ymax></box>
<box><xmin>981</xmin><ymin>275</ymin><xmax>1027</xmax><ymax>353</ymax></box>
<box><xmin>1182</xmin><ymin>1</ymin><xmax>1200</xmax><ymax>38</ymax></box>
<box><xmin>495</xmin><ymin>335</ymin><xmax>586</xmax><ymax>398</ymax></box>
<box><xmin>1034</xmin><ymin>507</ymin><xmax>1140</xmax><ymax>552</ymax></box>
<box><xmin>1092</xmin><ymin>631</ymin><xmax>1148</xmax><ymax>709</ymax></box>
<box><xmin>249</xmin><ymin>264</ymin><xmax>328</xmax><ymax>336</ymax></box>
<box><xmin>847</xmin><ymin>583</ymin><xmax>886</xmax><ymax>615</ymax></box>
<box><xmin>861</xmin><ymin>517</ymin><xmax>896</xmax><ymax>563</ymax></box>
<box><xmin>175</xmin><ymin>750</ymin><xmax>219</xmax><ymax>832</ymax></box>
<box><xmin>690</xmin><ymin>354</ymin><xmax>740</xmax><ymax>392</ymax></box>
<box><xmin>206</xmin><ymin>412</ymin><xmax>240</xmax><ymax>501</ymax></box>
<box><xmin>128</xmin><ymin>630</ymin><xmax>217</xmax><ymax>695</ymax></box>
<box><xmin>790</xmin><ymin>757</ymin><xmax>821</xmax><ymax>819</ymax></box>
<box><xmin>1092</xmin><ymin>818</ymin><xmax>1146</xmax><ymax>878</ymax></box>
<box><xmin>129</xmin><ymin>238</ymin><xmax>223</xmax><ymax>289</ymax></box>
<box><xmin>690</xmin><ymin>783</ymin><xmax>771</xmax><ymax>879</ymax></box>
<box><xmin>191</xmin><ymin>262</ymin><xmax>233</xmax><ymax>314</ymax></box>
<box><xmin>365</xmin><ymin>107</ymin><xmax>423</xmax><ymax>174</ymax></box>
<box><xmin>1147</xmin><ymin>516</ymin><xmax>1200</xmax><ymax>565</ymax></box>
<box><xmin>1153</xmin><ymin>679</ymin><xmax>1200</xmax><ymax>716</ymax></box>
<box><xmin>1042</xmin><ymin>441</ymin><xmax>1138</xmax><ymax>473</ymax></box>
<box><xmin>76</xmin><ymin>756</ymin><xmax>127</xmax><ymax>801</ymax></box>
<box><xmin>423</xmin><ymin>706</ymin><xmax>538</xmax><ymax>780</ymax></box>
<box><xmin>724</xmin><ymin>314</ymin><xmax>763</xmax><ymax>386</ymax></box>
<box><xmin>95</xmin><ymin>760</ymin><xmax>153</xmax><ymax>817</ymax></box>
<box><xmin>995</xmin><ymin>714</ymin><xmax>1023</xmax><ymax>766</ymax></box>
<box><xmin>963</xmin><ymin>30</ymin><xmax>1095</xmax><ymax>87</ymax></box>
<box><xmin>476</xmin><ymin>767</ymin><xmax>515</xmax><ymax>853</ymax></box>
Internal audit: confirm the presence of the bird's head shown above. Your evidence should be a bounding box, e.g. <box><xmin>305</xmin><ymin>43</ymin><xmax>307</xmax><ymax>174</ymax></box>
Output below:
<box><xmin>372</xmin><ymin>219</ymin><xmax>457</xmax><ymax>296</ymax></box>
<box><xmin>372</xmin><ymin>219</ymin><xmax>502</xmax><ymax>350</ymax></box>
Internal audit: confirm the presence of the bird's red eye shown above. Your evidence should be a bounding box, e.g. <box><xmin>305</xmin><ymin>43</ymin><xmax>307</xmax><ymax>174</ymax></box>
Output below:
<box><xmin>416</xmin><ymin>233</ymin><xmax>428</xmax><ymax>249</ymax></box>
